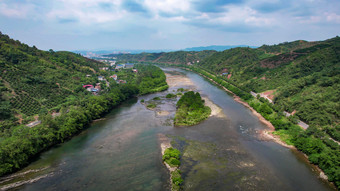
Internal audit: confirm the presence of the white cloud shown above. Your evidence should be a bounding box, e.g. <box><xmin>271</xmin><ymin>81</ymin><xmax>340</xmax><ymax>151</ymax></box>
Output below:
<box><xmin>207</xmin><ymin>6</ymin><xmax>275</xmax><ymax>27</ymax></box>
<box><xmin>326</xmin><ymin>12</ymin><xmax>340</xmax><ymax>23</ymax></box>
<box><xmin>0</xmin><ymin>3</ymin><xmax>36</xmax><ymax>18</ymax></box>
<box><xmin>144</xmin><ymin>0</ymin><xmax>191</xmax><ymax>14</ymax></box>
<box><xmin>46</xmin><ymin>0</ymin><xmax>126</xmax><ymax>24</ymax></box>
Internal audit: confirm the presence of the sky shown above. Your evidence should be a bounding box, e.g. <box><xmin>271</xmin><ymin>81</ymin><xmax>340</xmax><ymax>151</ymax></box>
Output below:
<box><xmin>0</xmin><ymin>0</ymin><xmax>339</xmax><ymax>51</ymax></box>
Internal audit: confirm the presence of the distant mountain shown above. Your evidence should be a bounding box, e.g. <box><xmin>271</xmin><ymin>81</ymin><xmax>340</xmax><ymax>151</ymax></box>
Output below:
<box><xmin>183</xmin><ymin>45</ymin><xmax>257</xmax><ymax>52</ymax></box>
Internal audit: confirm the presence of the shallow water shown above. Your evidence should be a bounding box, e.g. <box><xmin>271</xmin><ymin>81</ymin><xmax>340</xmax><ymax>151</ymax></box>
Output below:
<box><xmin>1</xmin><ymin>68</ymin><xmax>335</xmax><ymax>191</ymax></box>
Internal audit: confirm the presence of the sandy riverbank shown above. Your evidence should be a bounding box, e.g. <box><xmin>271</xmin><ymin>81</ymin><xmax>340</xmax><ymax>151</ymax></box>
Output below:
<box><xmin>202</xmin><ymin>97</ymin><xmax>224</xmax><ymax>118</ymax></box>
<box><xmin>166</xmin><ymin>73</ymin><xmax>194</xmax><ymax>87</ymax></box>
<box><xmin>232</xmin><ymin>96</ymin><xmax>295</xmax><ymax>149</ymax></box>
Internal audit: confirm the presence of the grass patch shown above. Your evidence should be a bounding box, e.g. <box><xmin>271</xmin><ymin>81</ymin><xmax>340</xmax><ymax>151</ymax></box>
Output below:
<box><xmin>153</xmin><ymin>96</ymin><xmax>161</xmax><ymax>100</ymax></box>
<box><xmin>272</xmin><ymin>130</ymin><xmax>295</xmax><ymax>145</ymax></box>
<box><xmin>177</xmin><ymin>88</ymin><xmax>184</xmax><ymax>92</ymax></box>
<box><xmin>166</xmin><ymin>93</ymin><xmax>176</xmax><ymax>98</ymax></box>
<box><xmin>147</xmin><ymin>103</ymin><xmax>156</xmax><ymax>109</ymax></box>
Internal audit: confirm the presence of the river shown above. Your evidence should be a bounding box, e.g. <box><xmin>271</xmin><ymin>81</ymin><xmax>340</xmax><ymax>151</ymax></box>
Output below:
<box><xmin>0</xmin><ymin>67</ymin><xmax>334</xmax><ymax>191</ymax></box>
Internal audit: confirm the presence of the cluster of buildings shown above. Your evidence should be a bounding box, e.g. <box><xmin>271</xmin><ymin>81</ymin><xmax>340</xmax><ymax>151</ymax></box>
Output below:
<box><xmin>115</xmin><ymin>63</ymin><xmax>134</xmax><ymax>70</ymax></box>
<box><xmin>83</xmin><ymin>62</ymin><xmax>137</xmax><ymax>94</ymax></box>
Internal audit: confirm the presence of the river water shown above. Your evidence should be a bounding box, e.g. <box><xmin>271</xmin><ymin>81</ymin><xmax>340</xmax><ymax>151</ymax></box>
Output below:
<box><xmin>0</xmin><ymin>68</ymin><xmax>334</xmax><ymax>191</ymax></box>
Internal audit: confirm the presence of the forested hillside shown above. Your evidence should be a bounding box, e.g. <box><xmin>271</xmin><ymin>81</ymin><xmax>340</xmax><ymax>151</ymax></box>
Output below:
<box><xmin>196</xmin><ymin>37</ymin><xmax>340</xmax><ymax>128</ymax></box>
<box><xmin>0</xmin><ymin>32</ymin><xmax>107</xmax><ymax>124</ymax></box>
<box><xmin>103</xmin><ymin>50</ymin><xmax>216</xmax><ymax>65</ymax></box>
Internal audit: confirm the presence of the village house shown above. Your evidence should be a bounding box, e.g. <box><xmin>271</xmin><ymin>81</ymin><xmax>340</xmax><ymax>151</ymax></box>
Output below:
<box><xmin>115</xmin><ymin>64</ymin><xmax>125</xmax><ymax>70</ymax></box>
<box><xmin>86</xmin><ymin>74</ymin><xmax>91</xmax><ymax>77</ymax></box>
<box><xmin>109</xmin><ymin>61</ymin><xmax>116</xmax><ymax>66</ymax></box>
<box><xmin>109</xmin><ymin>74</ymin><xmax>118</xmax><ymax>80</ymax></box>
<box><xmin>100</xmin><ymin>67</ymin><xmax>109</xmax><ymax>71</ymax></box>
<box><xmin>98</xmin><ymin>76</ymin><xmax>105</xmax><ymax>81</ymax></box>
<box><xmin>132</xmin><ymin>69</ymin><xmax>138</xmax><ymax>73</ymax></box>
<box><xmin>83</xmin><ymin>84</ymin><xmax>94</xmax><ymax>91</ymax></box>
<box><xmin>117</xmin><ymin>80</ymin><xmax>126</xmax><ymax>84</ymax></box>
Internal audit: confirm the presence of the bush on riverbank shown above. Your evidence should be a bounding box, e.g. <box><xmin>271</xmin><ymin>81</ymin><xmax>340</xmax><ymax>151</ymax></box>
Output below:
<box><xmin>171</xmin><ymin>169</ymin><xmax>183</xmax><ymax>191</ymax></box>
<box><xmin>163</xmin><ymin>147</ymin><xmax>181</xmax><ymax>167</ymax></box>
<box><xmin>174</xmin><ymin>91</ymin><xmax>211</xmax><ymax>126</ymax></box>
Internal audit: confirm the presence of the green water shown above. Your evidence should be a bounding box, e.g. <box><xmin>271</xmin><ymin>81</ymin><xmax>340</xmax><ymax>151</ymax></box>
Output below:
<box><xmin>0</xmin><ymin>68</ymin><xmax>335</xmax><ymax>191</ymax></box>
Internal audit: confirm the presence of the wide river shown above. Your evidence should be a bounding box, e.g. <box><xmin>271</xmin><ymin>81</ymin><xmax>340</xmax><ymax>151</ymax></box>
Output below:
<box><xmin>0</xmin><ymin>67</ymin><xmax>335</xmax><ymax>191</ymax></box>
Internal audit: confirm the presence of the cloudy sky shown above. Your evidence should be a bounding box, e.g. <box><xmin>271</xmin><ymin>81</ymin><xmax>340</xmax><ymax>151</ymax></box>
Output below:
<box><xmin>0</xmin><ymin>0</ymin><xmax>339</xmax><ymax>51</ymax></box>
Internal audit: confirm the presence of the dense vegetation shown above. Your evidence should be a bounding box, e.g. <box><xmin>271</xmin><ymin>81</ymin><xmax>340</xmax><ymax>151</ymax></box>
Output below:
<box><xmin>197</xmin><ymin>37</ymin><xmax>340</xmax><ymax>129</ymax></box>
<box><xmin>103</xmin><ymin>50</ymin><xmax>216</xmax><ymax>65</ymax></box>
<box><xmin>162</xmin><ymin>147</ymin><xmax>183</xmax><ymax>191</ymax></box>
<box><xmin>174</xmin><ymin>91</ymin><xmax>211</xmax><ymax>126</ymax></box>
<box><xmin>0</xmin><ymin>32</ymin><xmax>168</xmax><ymax>176</ymax></box>
<box><xmin>135</xmin><ymin>65</ymin><xmax>169</xmax><ymax>94</ymax></box>
<box><xmin>163</xmin><ymin>147</ymin><xmax>181</xmax><ymax>167</ymax></box>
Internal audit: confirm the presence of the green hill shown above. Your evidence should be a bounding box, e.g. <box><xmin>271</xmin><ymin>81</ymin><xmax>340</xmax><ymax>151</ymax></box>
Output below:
<box><xmin>258</xmin><ymin>40</ymin><xmax>320</xmax><ymax>55</ymax></box>
<box><xmin>0</xmin><ymin>32</ymin><xmax>109</xmax><ymax>124</ymax></box>
<box><xmin>197</xmin><ymin>37</ymin><xmax>340</xmax><ymax>128</ymax></box>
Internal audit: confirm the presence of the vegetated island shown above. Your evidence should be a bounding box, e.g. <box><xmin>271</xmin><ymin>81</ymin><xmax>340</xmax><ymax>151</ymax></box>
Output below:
<box><xmin>162</xmin><ymin>147</ymin><xmax>183</xmax><ymax>191</ymax></box>
<box><xmin>174</xmin><ymin>91</ymin><xmax>211</xmax><ymax>126</ymax></box>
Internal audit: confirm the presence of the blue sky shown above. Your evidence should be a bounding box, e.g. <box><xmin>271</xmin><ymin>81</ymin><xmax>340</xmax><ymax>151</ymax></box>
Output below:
<box><xmin>0</xmin><ymin>0</ymin><xmax>339</xmax><ymax>51</ymax></box>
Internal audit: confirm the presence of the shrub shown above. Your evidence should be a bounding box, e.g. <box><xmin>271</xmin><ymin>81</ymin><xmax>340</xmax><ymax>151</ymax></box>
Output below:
<box><xmin>166</xmin><ymin>93</ymin><xmax>176</xmax><ymax>98</ymax></box>
<box><xmin>153</xmin><ymin>96</ymin><xmax>161</xmax><ymax>100</ymax></box>
<box><xmin>147</xmin><ymin>103</ymin><xmax>156</xmax><ymax>109</ymax></box>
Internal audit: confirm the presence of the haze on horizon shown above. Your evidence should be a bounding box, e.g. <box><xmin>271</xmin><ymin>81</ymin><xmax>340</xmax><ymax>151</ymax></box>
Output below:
<box><xmin>0</xmin><ymin>0</ymin><xmax>339</xmax><ymax>51</ymax></box>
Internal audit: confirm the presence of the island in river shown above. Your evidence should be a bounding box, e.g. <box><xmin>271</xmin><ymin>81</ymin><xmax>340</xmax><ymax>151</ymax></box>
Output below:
<box><xmin>174</xmin><ymin>91</ymin><xmax>211</xmax><ymax>126</ymax></box>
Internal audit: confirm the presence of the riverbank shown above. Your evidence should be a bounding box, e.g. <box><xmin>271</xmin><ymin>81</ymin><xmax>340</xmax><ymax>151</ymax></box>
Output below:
<box><xmin>178</xmin><ymin>66</ymin><xmax>335</xmax><ymax>184</ymax></box>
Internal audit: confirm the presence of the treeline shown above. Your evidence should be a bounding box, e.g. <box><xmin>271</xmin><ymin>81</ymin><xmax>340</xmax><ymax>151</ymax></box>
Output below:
<box><xmin>174</xmin><ymin>91</ymin><xmax>211</xmax><ymax>126</ymax></box>
<box><xmin>0</xmin><ymin>84</ymin><xmax>139</xmax><ymax>176</ymax></box>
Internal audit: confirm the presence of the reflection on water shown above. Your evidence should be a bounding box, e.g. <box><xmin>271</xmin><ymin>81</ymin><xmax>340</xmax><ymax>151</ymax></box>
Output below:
<box><xmin>1</xmin><ymin>68</ymin><xmax>335</xmax><ymax>191</ymax></box>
